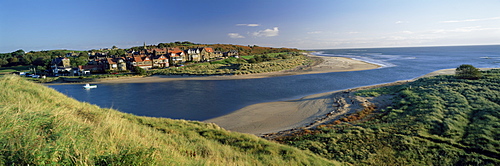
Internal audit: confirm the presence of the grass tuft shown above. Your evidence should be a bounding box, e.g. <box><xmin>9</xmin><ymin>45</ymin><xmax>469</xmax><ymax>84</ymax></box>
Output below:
<box><xmin>0</xmin><ymin>75</ymin><xmax>337</xmax><ymax>165</ymax></box>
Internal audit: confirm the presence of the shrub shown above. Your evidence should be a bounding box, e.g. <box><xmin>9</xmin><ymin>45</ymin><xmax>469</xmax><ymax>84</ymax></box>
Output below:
<box><xmin>455</xmin><ymin>64</ymin><xmax>482</xmax><ymax>80</ymax></box>
<box><xmin>134</xmin><ymin>66</ymin><xmax>146</xmax><ymax>76</ymax></box>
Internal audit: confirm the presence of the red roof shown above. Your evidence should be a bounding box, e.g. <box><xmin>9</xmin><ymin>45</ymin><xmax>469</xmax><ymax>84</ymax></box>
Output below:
<box><xmin>204</xmin><ymin>47</ymin><xmax>214</xmax><ymax>52</ymax></box>
<box><xmin>133</xmin><ymin>57</ymin><xmax>143</xmax><ymax>62</ymax></box>
<box><xmin>168</xmin><ymin>47</ymin><xmax>184</xmax><ymax>54</ymax></box>
<box><xmin>107</xmin><ymin>58</ymin><xmax>117</xmax><ymax>64</ymax></box>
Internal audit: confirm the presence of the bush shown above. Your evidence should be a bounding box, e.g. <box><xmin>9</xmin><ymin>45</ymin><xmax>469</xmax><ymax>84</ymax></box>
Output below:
<box><xmin>134</xmin><ymin>66</ymin><xmax>146</xmax><ymax>76</ymax></box>
<box><xmin>455</xmin><ymin>64</ymin><xmax>482</xmax><ymax>80</ymax></box>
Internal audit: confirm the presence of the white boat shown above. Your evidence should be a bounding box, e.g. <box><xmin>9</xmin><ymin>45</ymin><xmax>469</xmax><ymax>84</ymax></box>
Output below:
<box><xmin>83</xmin><ymin>83</ymin><xmax>97</xmax><ymax>89</ymax></box>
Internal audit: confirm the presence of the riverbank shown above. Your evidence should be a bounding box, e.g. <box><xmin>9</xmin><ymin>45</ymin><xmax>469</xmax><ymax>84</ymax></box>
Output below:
<box><xmin>205</xmin><ymin>68</ymin><xmax>498</xmax><ymax>135</ymax></box>
<box><xmin>81</xmin><ymin>54</ymin><xmax>380</xmax><ymax>84</ymax></box>
<box><xmin>203</xmin><ymin>80</ymin><xmax>407</xmax><ymax>135</ymax></box>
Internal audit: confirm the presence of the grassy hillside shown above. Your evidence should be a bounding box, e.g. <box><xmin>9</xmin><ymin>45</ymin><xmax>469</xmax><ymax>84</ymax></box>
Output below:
<box><xmin>275</xmin><ymin>69</ymin><xmax>500</xmax><ymax>165</ymax></box>
<box><xmin>0</xmin><ymin>75</ymin><xmax>338</xmax><ymax>165</ymax></box>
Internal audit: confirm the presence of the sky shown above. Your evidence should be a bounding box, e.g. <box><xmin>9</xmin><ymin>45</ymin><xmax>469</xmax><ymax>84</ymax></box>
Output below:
<box><xmin>1</xmin><ymin>0</ymin><xmax>499</xmax><ymax>53</ymax></box>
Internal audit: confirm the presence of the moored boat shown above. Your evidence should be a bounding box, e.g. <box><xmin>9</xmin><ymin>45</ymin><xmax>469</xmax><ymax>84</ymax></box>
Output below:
<box><xmin>83</xmin><ymin>83</ymin><xmax>97</xmax><ymax>89</ymax></box>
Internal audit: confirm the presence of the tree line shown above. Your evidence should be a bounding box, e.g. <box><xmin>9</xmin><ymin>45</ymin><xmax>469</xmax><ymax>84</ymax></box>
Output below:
<box><xmin>0</xmin><ymin>49</ymin><xmax>89</xmax><ymax>71</ymax></box>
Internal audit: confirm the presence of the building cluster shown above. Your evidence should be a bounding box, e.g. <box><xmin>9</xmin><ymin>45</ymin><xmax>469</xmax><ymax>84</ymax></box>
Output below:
<box><xmin>51</xmin><ymin>45</ymin><xmax>239</xmax><ymax>76</ymax></box>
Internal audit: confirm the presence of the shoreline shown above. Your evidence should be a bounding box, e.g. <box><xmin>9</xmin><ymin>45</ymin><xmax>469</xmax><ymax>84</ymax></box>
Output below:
<box><xmin>204</xmin><ymin>68</ymin><xmax>498</xmax><ymax>135</ymax></box>
<box><xmin>46</xmin><ymin>53</ymin><xmax>381</xmax><ymax>85</ymax></box>
<box><xmin>203</xmin><ymin>80</ymin><xmax>409</xmax><ymax>135</ymax></box>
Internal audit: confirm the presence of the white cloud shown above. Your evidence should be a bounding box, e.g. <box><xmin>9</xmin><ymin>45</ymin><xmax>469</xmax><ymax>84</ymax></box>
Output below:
<box><xmin>431</xmin><ymin>26</ymin><xmax>500</xmax><ymax>33</ymax></box>
<box><xmin>395</xmin><ymin>21</ymin><xmax>409</xmax><ymax>24</ymax></box>
<box><xmin>236</xmin><ymin>24</ymin><xmax>260</xmax><ymax>27</ymax></box>
<box><xmin>399</xmin><ymin>31</ymin><xmax>414</xmax><ymax>34</ymax></box>
<box><xmin>228</xmin><ymin>33</ymin><xmax>245</xmax><ymax>38</ymax></box>
<box><xmin>348</xmin><ymin>31</ymin><xmax>360</xmax><ymax>34</ymax></box>
<box><xmin>252</xmin><ymin>27</ymin><xmax>279</xmax><ymax>37</ymax></box>
<box><xmin>441</xmin><ymin>16</ymin><xmax>500</xmax><ymax>23</ymax></box>
<box><xmin>307</xmin><ymin>31</ymin><xmax>323</xmax><ymax>34</ymax></box>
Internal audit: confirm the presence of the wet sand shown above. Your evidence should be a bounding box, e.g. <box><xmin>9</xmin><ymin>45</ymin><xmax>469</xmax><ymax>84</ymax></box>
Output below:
<box><xmin>204</xmin><ymin>82</ymin><xmax>404</xmax><ymax>135</ymax></box>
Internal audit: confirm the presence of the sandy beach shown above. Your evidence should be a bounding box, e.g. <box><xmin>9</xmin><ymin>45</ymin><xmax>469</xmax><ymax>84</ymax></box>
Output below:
<box><xmin>203</xmin><ymin>81</ymin><xmax>403</xmax><ymax>135</ymax></box>
<box><xmin>93</xmin><ymin>54</ymin><xmax>381</xmax><ymax>84</ymax></box>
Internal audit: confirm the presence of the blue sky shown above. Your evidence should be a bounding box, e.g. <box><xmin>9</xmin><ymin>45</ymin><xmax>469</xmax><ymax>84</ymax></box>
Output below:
<box><xmin>1</xmin><ymin>0</ymin><xmax>499</xmax><ymax>52</ymax></box>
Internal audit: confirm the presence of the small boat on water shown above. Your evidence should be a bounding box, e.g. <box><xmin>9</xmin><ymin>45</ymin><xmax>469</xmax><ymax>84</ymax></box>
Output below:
<box><xmin>83</xmin><ymin>83</ymin><xmax>97</xmax><ymax>89</ymax></box>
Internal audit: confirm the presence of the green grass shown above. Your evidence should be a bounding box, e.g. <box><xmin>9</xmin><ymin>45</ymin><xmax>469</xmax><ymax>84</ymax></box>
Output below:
<box><xmin>0</xmin><ymin>66</ymin><xmax>30</xmax><ymax>74</ymax></box>
<box><xmin>276</xmin><ymin>69</ymin><xmax>500</xmax><ymax>165</ymax></box>
<box><xmin>0</xmin><ymin>75</ymin><xmax>338</xmax><ymax>165</ymax></box>
<box><xmin>150</xmin><ymin>52</ymin><xmax>310</xmax><ymax>76</ymax></box>
<box><xmin>240</xmin><ymin>55</ymin><xmax>254</xmax><ymax>59</ymax></box>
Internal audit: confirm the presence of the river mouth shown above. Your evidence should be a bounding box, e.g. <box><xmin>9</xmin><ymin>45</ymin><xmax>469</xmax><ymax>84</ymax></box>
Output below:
<box><xmin>48</xmin><ymin>45</ymin><xmax>500</xmax><ymax>121</ymax></box>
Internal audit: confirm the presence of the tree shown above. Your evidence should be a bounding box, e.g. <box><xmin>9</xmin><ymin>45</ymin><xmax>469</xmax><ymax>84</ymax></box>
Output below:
<box><xmin>134</xmin><ymin>66</ymin><xmax>146</xmax><ymax>75</ymax></box>
<box><xmin>8</xmin><ymin>57</ymin><xmax>19</xmax><ymax>65</ymax></box>
<box><xmin>12</xmin><ymin>49</ymin><xmax>25</xmax><ymax>57</ymax></box>
<box><xmin>0</xmin><ymin>59</ymin><xmax>8</xmax><ymax>67</ymax></box>
<box><xmin>70</xmin><ymin>56</ymin><xmax>88</xmax><ymax>67</ymax></box>
<box><xmin>455</xmin><ymin>64</ymin><xmax>482</xmax><ymax>80</ymax></box>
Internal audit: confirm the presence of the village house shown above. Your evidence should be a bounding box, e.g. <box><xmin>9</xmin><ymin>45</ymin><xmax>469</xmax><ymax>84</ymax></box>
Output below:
<box><xmin>52</xmin><ymin>45</ymin><xmax>241</xmax><ymax>75</ymax></box>
<box><xmin>152</xmin><ymin>55</ymin><xmax>169</xmax><ymax>68</ymax></box>
<box><xmin>128</xmin><ymin>56</ymin><xmax>153</xmax><ymax>70</ymax></box>
<box><xmin>200</xmin><ymin>47</ymin><xmax>214</xmax><ymax>61</ymax></box>
<box><xmin>213</xmin><ymin>51</ymin><xmax>223</xmax><ymax>58</ymax></box>
<box><xmin>74</xmin><ymin>66</ymin><xmax>91</xmax><ymax>76</ymax></box>
<box><xmin>106</xmin><ymin>57</ymin><xmax>127</xmax><ymax>71</ymax></box>
<box><xmin>51</xmin><ymin>57</ymin><xmax>72</xmax><ymax>76</ymax></box>
<box><xmin>167</xmin><ymin>48</ymin><xmax>186</xmax><ymax>65</ymax></box>
<box><xmin>79</xmin><ymin>64</ymin><xmax>104</xmax><ymax>74</ymax></box>
<box><xmin>186</xmin><ymin>48</ymin><xmax>201</xmax><ymax>62</ymax></box>
<box><xmin>152</xmin><ymin>48</ymin><xmax>168</xmax><ymax>56</ymax></box>
<box><xmin>224</xmin><ymin>50</ymin><xmax>239</xmax><ymax>58</ymax></box>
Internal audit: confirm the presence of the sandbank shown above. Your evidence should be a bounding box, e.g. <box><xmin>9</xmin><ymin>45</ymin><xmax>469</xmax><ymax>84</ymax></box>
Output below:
<box><xmin>204</xmin><ymin>81</ymin><xmax>405</xmax><ymax>135</ymax></box>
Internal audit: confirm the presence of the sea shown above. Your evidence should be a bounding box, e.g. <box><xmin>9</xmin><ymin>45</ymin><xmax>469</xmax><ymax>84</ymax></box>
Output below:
<box><xmin>48</xmin><ymin>45</ymin><xmax>500</xmax><ymax>121</ymax></box>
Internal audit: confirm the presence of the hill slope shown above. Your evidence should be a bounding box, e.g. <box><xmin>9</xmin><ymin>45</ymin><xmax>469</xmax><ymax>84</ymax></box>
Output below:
<box><xmin>0</xmin><ymin>75</ymin><xmax>337</xmax><ymax>165</ymax></box>
<box><xmin>275</xmin><ymin>69</ymin><xmax>500</xmax><ymax>165</ymax></box>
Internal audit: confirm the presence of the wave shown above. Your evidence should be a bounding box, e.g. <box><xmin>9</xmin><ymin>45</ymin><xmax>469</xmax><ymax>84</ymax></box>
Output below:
<box><xmin>311</xmin><ymin>52</ymin><xmax>397</xmax><ymax>68</ymax></box>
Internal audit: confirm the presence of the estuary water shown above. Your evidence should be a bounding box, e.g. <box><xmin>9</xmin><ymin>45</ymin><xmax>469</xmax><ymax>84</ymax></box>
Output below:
<box><xmin>49</xmin><ymin>45</ymin><xmax>500</xmax><ymax>121</ymax></box>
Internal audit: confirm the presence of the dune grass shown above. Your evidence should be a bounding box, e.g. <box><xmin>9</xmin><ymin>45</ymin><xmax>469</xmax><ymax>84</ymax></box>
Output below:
<box><xmin>150</xmin><ymin>52</ymin><xmax>310</xmax><ymax>76</ymax></box>
<box><xmin>276</xmin><ymin>69</ymin><xmax>500</xmax><ymax>165</ymax></box>
<box><xmin>0</xmin><ymin>75</ymin><xmax>338</xmax><ymax>165</ymax></box>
